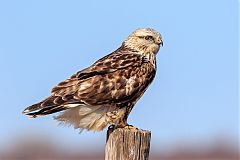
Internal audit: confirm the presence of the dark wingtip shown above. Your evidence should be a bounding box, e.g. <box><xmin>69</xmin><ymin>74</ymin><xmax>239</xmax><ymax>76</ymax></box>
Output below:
<box><xmin>22</xmin><ymin>107</ymin><xmax>30</xmax><ymax>114</ymax></box>
<box><xmin>22</xmin><ymin>105</ymin><xmax>39</xmax><ymax>118</ymax></box>
<box><xmin>22</xmin><ymin>102</ymin><xmax>42</xmax><ymax>115</ymax></box>
<box><xmin>22</xmin><ymin>108</ymin><xmax>38</xmax><ymax>118</ymax></box>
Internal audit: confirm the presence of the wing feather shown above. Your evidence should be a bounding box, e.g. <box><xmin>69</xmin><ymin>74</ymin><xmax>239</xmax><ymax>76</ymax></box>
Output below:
<box><xmin>50</xmin><ymin>51</ymin><xmax>148</xmax><ymax>106</ymax></box>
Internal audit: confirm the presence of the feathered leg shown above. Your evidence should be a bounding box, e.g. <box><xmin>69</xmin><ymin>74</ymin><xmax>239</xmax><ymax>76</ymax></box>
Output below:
<box><xmin>110</xmin><ymin>102</ymin><xmax>138</xmax><ymax>130</ymax></box>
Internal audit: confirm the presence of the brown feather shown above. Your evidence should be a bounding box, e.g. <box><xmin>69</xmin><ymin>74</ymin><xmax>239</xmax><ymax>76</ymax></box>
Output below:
<box><xmin>23</xmin><ymin>28</ymin><xmax>162</xmax><ymax>131</ymax></box>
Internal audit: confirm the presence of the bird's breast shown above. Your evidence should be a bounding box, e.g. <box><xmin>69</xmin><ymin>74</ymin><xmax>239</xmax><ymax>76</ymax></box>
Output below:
<box><xmin>139</xmin><ymin>63</ymin><xmax>156</xmax><ymax>85</ymax></box>
<box><xmin>127</xmin><ymin>63</ymin><xmax>156</xmax><ymax>93</ymax></box>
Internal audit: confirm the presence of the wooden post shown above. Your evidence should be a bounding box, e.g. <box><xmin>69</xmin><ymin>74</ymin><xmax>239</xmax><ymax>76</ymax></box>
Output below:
<box><xmin>105</xmin><ymin>128</ymin><xmax>151</xmax><ymax>160</ymax></box>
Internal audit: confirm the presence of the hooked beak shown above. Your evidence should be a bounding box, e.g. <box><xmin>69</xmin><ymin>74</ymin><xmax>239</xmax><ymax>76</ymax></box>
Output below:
<box><xmin>159</xmin><ymin>40</ymin><xmax>163</xmax><ymax>47</ymax></box>
<box><xmin>156</xmin><ymin>37</ymin><xmax>163</xmax><ymax>47</ymax></box>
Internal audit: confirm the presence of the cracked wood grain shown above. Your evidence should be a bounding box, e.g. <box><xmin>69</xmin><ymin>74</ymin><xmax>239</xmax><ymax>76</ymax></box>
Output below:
<box><xmin>105</xmin><ymin>128</ymin><xmax>151</xmax><ymax>160</ymax></box>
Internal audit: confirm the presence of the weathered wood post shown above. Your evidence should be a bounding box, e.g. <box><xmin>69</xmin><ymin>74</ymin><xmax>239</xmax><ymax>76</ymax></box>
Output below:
<box><xmin>105</xmin><ymin>128</ymin><xmax>151</xmax><ymax>160</ymax></box>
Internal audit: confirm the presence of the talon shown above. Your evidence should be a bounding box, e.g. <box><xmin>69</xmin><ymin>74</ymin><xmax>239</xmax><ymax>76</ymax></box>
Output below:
<box><xmin>107</xmin><ymin>125</ymin><xmax>116</xmax><ymax>140</ymax></box>
<box><xmin>108</xmin><ymin>125</ymin><xmax>115</xmax><ymax>130</ymax></box>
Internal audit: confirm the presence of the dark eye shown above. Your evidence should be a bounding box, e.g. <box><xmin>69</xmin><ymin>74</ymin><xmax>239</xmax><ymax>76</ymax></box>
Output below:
<box><xmin>145</xmin><ymin>36</ymin><xmax>153</xmax><ymax>40</ymax></box>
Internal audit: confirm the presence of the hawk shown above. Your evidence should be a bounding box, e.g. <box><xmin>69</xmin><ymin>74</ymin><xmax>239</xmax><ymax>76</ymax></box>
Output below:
<box><xmin>23</xmin><ymin>28</ymin><xmax>163</xmax><ymax>131</ymax></box>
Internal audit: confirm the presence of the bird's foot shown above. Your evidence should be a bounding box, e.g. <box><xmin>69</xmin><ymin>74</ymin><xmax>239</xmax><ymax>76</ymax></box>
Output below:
<box><xmin>124</xmin><ymin>124</ymin><xmax>138</xmax><ymax>130</ymax></box>
<box><xmin>108</xmin><ymin>124</ymin><xmax>138</xmax><ymax>131</ymax></box>
<box><xmin>106</xmin><ymin>124</ymin><xmax>138</xmax><ymax>140</ymax></box>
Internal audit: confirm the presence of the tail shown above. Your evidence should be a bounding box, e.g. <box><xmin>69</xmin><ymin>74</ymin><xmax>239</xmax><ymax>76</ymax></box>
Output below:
<box><xmin>23</xmin><ymin>104</ymin><xmax>68</xmax><ymax>118</ymax></box>
<box><xmin>22</xmin><ymin>96</ymin><xmax>71</xmax><ymax>118</ymax></box>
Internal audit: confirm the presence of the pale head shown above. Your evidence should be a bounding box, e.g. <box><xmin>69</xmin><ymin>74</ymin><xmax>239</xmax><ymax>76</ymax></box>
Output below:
<box><xmin>124</xmin><ymin>28</ymin><xmax>163</xmax><ymax>54</ymax></box>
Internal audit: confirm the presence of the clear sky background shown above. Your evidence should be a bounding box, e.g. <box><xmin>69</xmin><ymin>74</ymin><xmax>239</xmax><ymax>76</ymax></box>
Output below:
<box><xmin>0</xmin><ymin>0</ymin><xmax>238</xmax><ymax>152</ymax></box>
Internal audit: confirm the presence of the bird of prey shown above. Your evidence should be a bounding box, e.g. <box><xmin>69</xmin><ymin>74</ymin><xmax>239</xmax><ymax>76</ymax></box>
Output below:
<box><xmin>23</xmin><ymin>28</ymin><xmax>163</xmax><ymax>132</ymax></box>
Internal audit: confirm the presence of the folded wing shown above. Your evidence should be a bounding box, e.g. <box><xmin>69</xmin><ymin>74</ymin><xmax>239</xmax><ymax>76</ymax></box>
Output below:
<box><xmin>23</xmin><ymin>52</ymin><xmax>145</xmax><ymax>116</ymax></box>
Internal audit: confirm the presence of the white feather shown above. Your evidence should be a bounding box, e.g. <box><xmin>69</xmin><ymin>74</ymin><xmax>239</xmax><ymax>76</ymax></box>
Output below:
<box><xmin>54</xmin><ymin>105</ymin><xmax>122</xmax><ymax>131</ymax></box>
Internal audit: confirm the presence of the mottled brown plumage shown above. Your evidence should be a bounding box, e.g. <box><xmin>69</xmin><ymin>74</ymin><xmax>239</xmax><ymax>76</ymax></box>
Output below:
<box><xmin>23</xmin><ymin>28</ymin><xmax>163</xmax><ymax>131</ymax></box>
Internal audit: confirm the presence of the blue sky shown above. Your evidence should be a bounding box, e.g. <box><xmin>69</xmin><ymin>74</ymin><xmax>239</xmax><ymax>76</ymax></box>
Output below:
<box><xmin>0</xmin><ymin>0</ymin><xmax>238</xmax><ymax>151</ymax></box>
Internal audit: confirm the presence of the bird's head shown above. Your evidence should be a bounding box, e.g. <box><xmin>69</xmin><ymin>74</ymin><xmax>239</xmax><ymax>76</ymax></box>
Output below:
<box><xmin>124</xmin><ymin>28</ymin><xmax>163</xmax><ymax>54</ymax></box>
